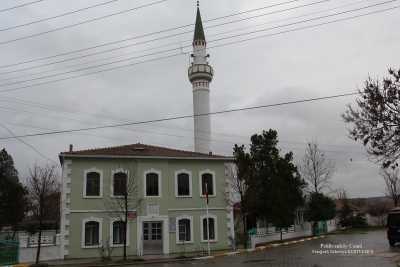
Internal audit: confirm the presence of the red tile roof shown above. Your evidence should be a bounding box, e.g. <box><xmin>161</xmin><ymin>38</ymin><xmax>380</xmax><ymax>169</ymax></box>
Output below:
<box><xmin>60</xmin><ymin>143</ymin><xmax>232</xmax><ymax>160</ymax></box>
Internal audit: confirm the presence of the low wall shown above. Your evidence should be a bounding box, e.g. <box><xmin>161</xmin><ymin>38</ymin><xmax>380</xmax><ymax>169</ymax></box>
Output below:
<box><xmin>18</xmin><ymin>233</ymin><xmax>62</xmax><ymax>263</ymax></box>
<box><xmin>250</xmin><ymin>223</ymin><xmax>312</xmax><ymax>249</ymax></box>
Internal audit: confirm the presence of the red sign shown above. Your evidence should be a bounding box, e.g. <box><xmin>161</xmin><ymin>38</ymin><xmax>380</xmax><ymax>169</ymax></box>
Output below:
<box><xmin>128</xmin><ymin>211</ymin><xmax>137</xmax><ymax>220</ymax></box>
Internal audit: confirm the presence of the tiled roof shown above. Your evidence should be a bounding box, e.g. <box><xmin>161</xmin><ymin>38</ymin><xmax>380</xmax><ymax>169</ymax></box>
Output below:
<box><xmin>60</xmin><ymin>143</ymin><xmax>232</xmax><ymax>160</ymax></box>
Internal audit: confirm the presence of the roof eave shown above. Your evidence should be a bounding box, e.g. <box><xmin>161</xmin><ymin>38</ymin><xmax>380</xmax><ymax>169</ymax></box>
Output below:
<box><xmin>59</xmin><ymin>153</ymin><xmax>234</xmax><ymax>161</ymax></box>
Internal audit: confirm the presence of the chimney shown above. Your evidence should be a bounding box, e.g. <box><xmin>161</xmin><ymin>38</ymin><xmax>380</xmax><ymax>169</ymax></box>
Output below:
<box><xmin>69</xmin><ymin>144</ymin><xmax>73</xmax><ymax>152</ymax></box>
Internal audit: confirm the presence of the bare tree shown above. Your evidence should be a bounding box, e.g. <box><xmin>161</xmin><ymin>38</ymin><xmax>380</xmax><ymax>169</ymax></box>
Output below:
<box><xmin>230</xmin><ymin>145</ymin><xmax>253</xmax><ymax>248</ymax></box>
<box><xmin>342</xmin><ymin>68</ymin><xmax>400</xmax><ymax>169</ymax></box>
<box><xmin>300</xmin><ymin>142</ymin><xmax>335</xmax><ymax>194</ymax></box>
<box><xmin>27</xmin><ymin>164</ymin><xmax>59</xmax><ymax>265</ymax></box>
<box><xmin>224</xmin><ymin>163</ymin><xmax>243</xmax><ymax>249</ymax></box>
<box><xmin>105</xmin><ymin>167</ymin><xmax>142</xmax><ymax>261</ymax></box>
<box><xmin>381</xmin><ymin>168</ymin><xmax>400</xmax><ymax>207</ymax></box>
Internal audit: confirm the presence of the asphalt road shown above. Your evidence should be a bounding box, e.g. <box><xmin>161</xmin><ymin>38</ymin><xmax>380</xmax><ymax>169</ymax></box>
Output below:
<box><xmin>132</xmin><ymin>229</ymin><xmax>400</xmax><ymax>267</ymax></box>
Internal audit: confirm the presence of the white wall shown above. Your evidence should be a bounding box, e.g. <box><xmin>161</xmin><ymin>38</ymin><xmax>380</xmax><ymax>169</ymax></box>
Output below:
<box><xmin>18</xmin><ymin>233</ymin><xmax>62</xmax><ymax>263</ymax></box>
<box><xmin>250</xmin><ymin>223</ymin><xmax>312</xmax><ymax>249</ymax></box>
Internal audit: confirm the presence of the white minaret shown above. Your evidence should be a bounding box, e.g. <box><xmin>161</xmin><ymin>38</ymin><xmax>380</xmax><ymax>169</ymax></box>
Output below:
<box><xmin>188</xmin><ymin>2</ymin><xmax>214</xmax><ymax>154</ymax></box>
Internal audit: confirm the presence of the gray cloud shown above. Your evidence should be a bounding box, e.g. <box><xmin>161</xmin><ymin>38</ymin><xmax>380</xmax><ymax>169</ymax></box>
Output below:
<box><xmin>0</xmin><ymin>0</ymin><xmax>398</xmax><ymax>197</ymax></box>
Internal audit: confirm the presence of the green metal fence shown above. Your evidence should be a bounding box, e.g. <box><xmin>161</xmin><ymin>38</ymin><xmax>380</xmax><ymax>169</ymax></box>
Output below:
<box><xmin>0</xmin><ymin>240</ymin><xmax>19</xmax><ymax>265</ymax></box>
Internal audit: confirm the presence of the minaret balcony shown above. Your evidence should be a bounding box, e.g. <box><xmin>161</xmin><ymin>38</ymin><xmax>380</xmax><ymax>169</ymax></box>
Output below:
<box><xmin>188</xmin><ymin>64</ymin><xmax>214</xmax><ymax>82</ymax></box>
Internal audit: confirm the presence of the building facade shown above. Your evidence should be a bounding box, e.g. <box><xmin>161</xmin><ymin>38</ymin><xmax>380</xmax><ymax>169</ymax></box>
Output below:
<box><xmin>59</xmin><ymin>144</ymin><xmax>234</xmax><ymax>258</ymax></box>
<box><xmin>58</xmin><ymin>5</ymin><xmax>234</xmax><ymax>259</ymax></box>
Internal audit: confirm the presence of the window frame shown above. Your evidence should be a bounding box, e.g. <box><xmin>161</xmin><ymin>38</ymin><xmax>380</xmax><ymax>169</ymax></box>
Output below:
<box><xmin>109</xmin><ymin>218</ymin><xmax>130</xmax><ymax>247</ymax></box>
<box><xmin>111</xmin><ymin>168</ymin><xmax>129</xmax><ymax>198</ymax></box>
<box><xmin>199</xmin><ymin>170</ymin><xmax>216</xmax><ymax>198</ymax></box>
<box><xmin>81</xmin><ymin>217</ymin><xmax>102</xmax><ymax>248</ymax></box>
<box><xmin>83</xmin><ymin>168</ymin><xmax>103</xmax><ymax>198</ymax></box>
<box><xmin>200</xmin><ymin>214</ymin><xmax>218</xmax><ymax>243</ymax></box>
<box><xmin>175</xmin><ymin>215</ymin><xmax>194</xmax><ymax>244</ymax></box>
<box><xmin>143</xmin><ymin>169</ymin><xmax>162</xmax><ymax>198</ymax></box>
<box><xmin>174</xmin><ymin>170</ymin><xmax>192</xmax><ymax>198</ymax></box>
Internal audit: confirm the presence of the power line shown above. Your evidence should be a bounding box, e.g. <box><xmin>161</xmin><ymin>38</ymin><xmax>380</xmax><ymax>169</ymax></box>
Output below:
<box><xmin>0</xmin><ymin>1</ymin><xmax>397</xmax><ymax>91</ymax></box>
<box><xmin>0</xmin><ymin>0</ymin><xmax>168</xmax><ymax>46</ymax></box>
<box><xmin>0</xmin><ymin>103</ymin><xmax>368</xmax><ymax>156</ymax></box>
<box><xmin>0</xmin><ymin>92</ymin><xmax>359</xmax><ymax>140</ymax></box>
<box><xmin>0</xmin><ymin>0</ymin><xmax>371</xmax><ymax>83</ymax></box>
<box><xmin>0</xmin><ymin>53</ymin><xmax>182</xmax><ymax>93</ymax></box>
<box><xmin>0</xmin><ymin>0</ymin><xmax>331</xmax><ymax>77</ymax></box>
<box><xmin>0</xmin><ymin>94</ymin><xmax>364</xmax><ymax>151</ymax></box>
<box><xmin>0</xmin><ymin>122</ymin><xmax>57</xmax><ymax>164</ymax></box>
<box><xmin>0</xmin><ymin>0</ymin><xmax>122</xmax><ymax>32</ymax></box>
<box><xmin>0</xmin><ymin>0</ymin><xmax>313</xmax><ymax>68</ymax></box>
<box><xmin>4</xmin><ymin>119</ymin><xmax>368</xmax><ymax>157</ymax></box>
<box><xmin>0</xmin><ymin>0</ymin><xmax>47</xmax><ymax>13</ymax></box>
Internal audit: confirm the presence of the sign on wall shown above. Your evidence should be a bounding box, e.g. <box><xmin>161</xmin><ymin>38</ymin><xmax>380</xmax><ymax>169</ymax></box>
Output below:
<box><xmin>128</xmin><ymin>211</ymin><xmax>137</xmax><ymax>220</ymax></box>
<box><xmin>169</xmin><ymin>217</ymin><xmax>176</xmax><ymax>233</ymax></box>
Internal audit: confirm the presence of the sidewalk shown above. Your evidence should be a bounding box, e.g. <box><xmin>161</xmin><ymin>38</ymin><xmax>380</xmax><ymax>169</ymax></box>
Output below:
<box><xmin>6</xmin><ymin>235</ymin><xmax>327</xmax><ymax>267</ymax></box>
<box><xmin>45</xmin><ymin>253</ymin><xmax>208</xmax><ymax>267</ymax></box>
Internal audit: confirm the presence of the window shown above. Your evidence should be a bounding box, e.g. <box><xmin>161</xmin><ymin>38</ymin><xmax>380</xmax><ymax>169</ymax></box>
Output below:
<box><xmin>178</xmin><ymin>219</ymin><xmax>191</xmax><ymax>242</ymax></box>
<box><xmin>145</xmin><ymin>172</ymin><xmax>160</xmax><ymax>197</ymax></box>
<box><xmin>202</xmin><ymin>217</ymin><xmax>216</xmax><ymax>241</ymax></box>
<box><xmin>113</xmin><ymin>172</ymin><xmax>127</xmax><ymax>197</ymax></box>
<box><xmin>201</xmin><ymin>172</ymin><xmax>214</xmax><ymax>196</ymax></box>
<box><xmin>84</xmin><ymin>221</ymin><xmax>100</xmax><ymax>246</ymax></box>
<box><xmin>175</xmin><ymin>171</ymin><xmax>192</xmax><ymax>197</ymax></box>
<box><xmin>86</xmin><ymin>172</ymin><xmax>100</xmax><ymax>197</ymax></box>
<box><xmin>112</xmin><ymin>221</ymin><xmax>126</xmax><ymax>245</ymax></box>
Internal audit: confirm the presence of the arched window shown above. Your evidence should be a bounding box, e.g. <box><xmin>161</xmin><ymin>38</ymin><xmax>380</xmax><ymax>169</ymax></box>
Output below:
<box><xmin>201</xmin><ymin>216</ymin><xmax>217</xmax><ymax>242</ymax></box>
<box><xmin>85</xmin><ymin>171</ymin><xmax>101</xmax><ymax>197</ymax></box>
<box><xmin>175</xmin><ymin>171</ymin><xmax>191</xmax><ymax>197</ymax></box>
<box><xmin>112</xmin><ymin>221</ymin><xmax>125</xmax><ymax>245</ymax></box>
<box><xmin>145</xmin><ymin>171</ymin><xmax>160</xmax><ymax>197</ymax></box>
<box><xmin>176</xmin><ymin>216</ymin><xmax>193</xmax><ymax>244</ymax></box>
<box><xmin>113</xmin><ymin>172</ymin><xmax>127</xmax><ymax>197</ymax></box>
<box><xmin>84</xmin><ymin>221</ymin><xmax>100</xmax><ymax>246</ymax></box>
<box><xmin>178</xmin><ymin>219</ymin><xmax>191</xmax><ymax>242</ymax></box>
<box><xmin>201</xmin><ymin>172</ymin><xmax>215</xmax><ymax>196</ymax></box>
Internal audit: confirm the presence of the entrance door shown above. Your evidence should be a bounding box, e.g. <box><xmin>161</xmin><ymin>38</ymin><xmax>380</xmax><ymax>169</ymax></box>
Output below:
<box><xmin>143</xmin><ymin>222</ymin><xmax>163</xmax><ymax>255</ymax></box>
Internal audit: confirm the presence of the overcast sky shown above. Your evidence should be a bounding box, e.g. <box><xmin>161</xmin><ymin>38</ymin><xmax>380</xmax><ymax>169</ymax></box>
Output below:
<box><xmin>0</xmin><ymin>0</ymin><xmax>398</xmax><ymax>197</ymax></box>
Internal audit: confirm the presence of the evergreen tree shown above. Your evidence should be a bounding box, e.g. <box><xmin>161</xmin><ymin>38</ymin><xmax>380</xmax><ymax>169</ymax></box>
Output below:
<box><xmin>338</xmin><ymin>197</ymin><xmax>354</xmax><ymax>227</ymax></box>
<box><xmin>305</xmin><ymin>192</ymin><xmax>336</xmax><ymax>234</ymax></box>
<box><xmin>305</xmin><ymin>192</ymin><xmax>336</xmax><ymax>222</ymax></box>
<box><xmin>234</xmin><ymin>130</ymin><xmax>306</xmax><ymax>240</ymax></box>
<box><xmin>0</xmin><ymin>149</ymin><xmax>27</xmax><ymax>235</ymax></box>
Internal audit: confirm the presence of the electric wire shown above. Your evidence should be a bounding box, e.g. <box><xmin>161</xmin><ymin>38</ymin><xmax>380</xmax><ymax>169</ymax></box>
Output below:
<box><xmin>0</xmin><ymin>0</ymin><xmax>319</xmax><ymax>69</ymax></box>
<box><xmin>0</xmin><ymin>0</ymin><xmax>168</xmax><ymax>46</ymax></box>
<box><xmin>0</xmin><ymin>1</ymin><xmax>397</xmax><ymax>92</ymax></box>
<box><xmin>0</xmin><ymin>122</ymin><xmax>57</xmax><ymax>164</ymax></box>
<box><xmin>0</xmin><ymin>0</ymin><xmax>122</xmax><ymax>32</ymax></box>
<box><xmin>0</xmin><ymin>96</ymin><xmax>363</xmax><ymax>151</ymax></box>
<box><xmin>0</xmin><ymin>92</ymin><xmax>359</xmax><ymax>140</ymax></box>
<box><xmin>0</xmin><ymin>0</ymin><xmax>373</xmax><ymax>83</ymax></box>
<box><xmin>0</xmin><ymin>0</ymin><xmax>47</xmax><ymax>13</ymax></box>
<box><xmin>0</xmin><ymin>0</ymin><xmax>331</xmax><ymax>76</ymax></box>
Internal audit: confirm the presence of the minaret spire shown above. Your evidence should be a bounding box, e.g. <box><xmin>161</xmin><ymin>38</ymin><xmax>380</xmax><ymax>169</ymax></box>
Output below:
<box><xmin>188</xmin><ymin>3</ymin><xmax>214</xmax><ymax>154</ymax></box>
<box><xmin>193</xmin><ymin>2</ymin><xmax>206</xmax><ymax>45</ymax></box>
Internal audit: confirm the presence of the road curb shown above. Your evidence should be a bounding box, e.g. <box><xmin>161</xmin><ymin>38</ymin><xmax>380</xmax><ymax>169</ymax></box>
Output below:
<box><xmin>7</xmin><ymin>235</ymin><xmax>327</xmax><ymax>267</ymax></box>
<box><xmin>212</xmin><ymin>234</ymin><xmax>327</xmax><ymax>259</ymax></box>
